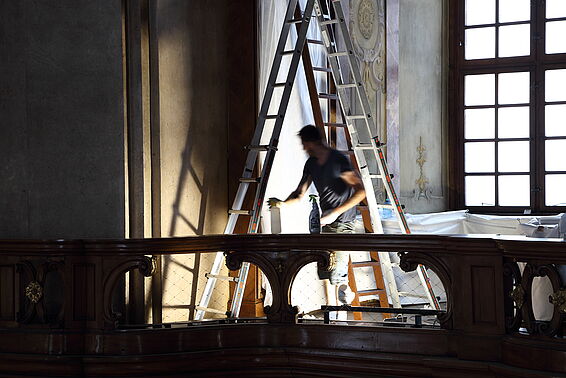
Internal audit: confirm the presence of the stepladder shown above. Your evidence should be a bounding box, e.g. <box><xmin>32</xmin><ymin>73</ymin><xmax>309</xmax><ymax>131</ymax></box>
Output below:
<box><xmin>194</xmin><ymin>0</ymin><xmax>441</xmax><ymax>321</ymax></box>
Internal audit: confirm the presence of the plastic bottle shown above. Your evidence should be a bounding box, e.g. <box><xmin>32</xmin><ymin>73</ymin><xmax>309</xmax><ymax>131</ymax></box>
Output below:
<box><xmin>380</xmin><ymin>198</ymin><xmax>393</xmax><ymax>219</ymax></box>
<box><xmin>309</xmin><ymin>194</ymin><xmax>321</xmax><ymax>234</ymax></box>
<box><xmin>268</xmin><ymin>198</ymin><xmax>282</xmax><ymax>234</ymax></box>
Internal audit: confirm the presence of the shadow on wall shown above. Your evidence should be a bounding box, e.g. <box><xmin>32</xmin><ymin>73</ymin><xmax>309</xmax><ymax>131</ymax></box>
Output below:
<box><xmin>155</xmin><ymin>0</ymin><xmax>228</xmax><ymax>322</ymax></box>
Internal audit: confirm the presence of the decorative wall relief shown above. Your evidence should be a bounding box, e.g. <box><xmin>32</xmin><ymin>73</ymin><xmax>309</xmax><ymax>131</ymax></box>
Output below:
<box><xmin>414</xmin><ymin>136</ymin><xmax>432</xmax><ymax>200</ymax></box>
<box><xmin>350</xmin><ymin>0</ymin><xmax>386</xmax><ymax>93</ymax></box>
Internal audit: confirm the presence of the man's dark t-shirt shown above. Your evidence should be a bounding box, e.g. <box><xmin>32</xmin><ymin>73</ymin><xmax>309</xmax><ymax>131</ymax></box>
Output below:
<box><xmin>303</xmin><ymin>149</ymin><xmax>357</xmax><ymax>223</ymax></box>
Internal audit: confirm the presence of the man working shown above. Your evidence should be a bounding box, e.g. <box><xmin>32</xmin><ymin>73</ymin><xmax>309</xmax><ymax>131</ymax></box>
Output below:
<box><xmin>270</xmin><ymin>125</ymin><xmax>366</xmax><ymax>305</ymax></box>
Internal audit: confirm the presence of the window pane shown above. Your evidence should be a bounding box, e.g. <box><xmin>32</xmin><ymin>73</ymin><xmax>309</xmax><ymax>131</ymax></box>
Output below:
<box><xmin>499</xmin><ymin>175</ymin><xmax>530</xmax><ymax>206</ymax></box>
<box><xmin>498</xmin><ymin>141</ymin><xmax>530</xmax><ymax>172</ymax></box>
<box><xmin>499</xmin><ymin>24</ymin><xmax>530</xmax><ymax>57</ymax></box>
<box><xmin>465</xmin><ymin>108</ymin><xmax>495</xmax><ymax>139</ymax></box>
<box><xmin>545</xmin><ymin>139</ymin><xmax>566</xmax><ymax>171</ymax></box>
<box><xmin>546</xmin><ymin>21</ymin><xmax>566</xmax><ymax>54</ymax></box>
<box><xmin>546</xmin><ymin>69</ymin><xmax>566</xmax><ymax>102</ymax></box>
<box><xmin>499</xmin><ymin>107</ymin><xmax>530</xmax><ymax>138</ymax></box>
<box><xmin>499</xmin><ymin>72</ymin><xmax>530</xmax><ymax>104</ymax></box>
<box><xmin>465</xmin><ymin>142</ymin><xmax>495</xmax><ymax>172</ymax></box>
<box><xmin>546</xmin><ymin>174</ymin><xmax>566</xmax><ymax>206</ymax></box>
<box><xmin>465</xmin><ymin>27</ymin><xmax>496</xmax><ymax>60</ymax></box>
<box><xmin>545</xmin><ymin>104</ymin><xmax>566</xmax><ymax>137</ymax></box>
<box><xmin>466</xmin><ymin>0</ymin><xmax>495</xmax><ymax>25</ymax></box>
<box><xmin>465</xmin><ymin>74</ymin><xmax>495</xmax><ymax>106</ymax></box>
<box><xmin>499</xmin><ymin>0</ymin><xmax>531</xmax><ymax>23</ymax></box>
<box><xmin>547</xmin><ymin>0</ymin><xmax>566</xmax><ymax>19</ymax></box>
<box><xmin>465</xmin><ymin>176</ymin><xmax>495</xmax><ymax>206</ymax></box>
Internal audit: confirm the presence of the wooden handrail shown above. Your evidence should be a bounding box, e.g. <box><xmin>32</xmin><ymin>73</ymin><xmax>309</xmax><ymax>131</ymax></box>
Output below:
<box><xmin>1</xmin><ymin>233</ymin><xmax>565</xmax><ymax>260</ymax></box>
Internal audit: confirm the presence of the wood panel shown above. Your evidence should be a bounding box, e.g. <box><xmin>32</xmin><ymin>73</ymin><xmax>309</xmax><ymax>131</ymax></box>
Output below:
<box><xmin>0</xmin><ymin>265</ymin><xmax>15</xmax><ymax>321</ymax></box>
<box><xmin>73</xmin><ymin>264</ymin><xmax>96</xmax><ymax>321</ymax></box>
<box><xmin>471</xmin><ymin>265</ymin><xmax>497</xmax><ymax>325</ymax></box>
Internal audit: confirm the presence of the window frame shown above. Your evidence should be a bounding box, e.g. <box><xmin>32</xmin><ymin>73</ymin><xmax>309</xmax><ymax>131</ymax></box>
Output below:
<box><xmin>449</xmin><ymin>0</ymin><xmax>566</xmax><ymax>214</ymax></box>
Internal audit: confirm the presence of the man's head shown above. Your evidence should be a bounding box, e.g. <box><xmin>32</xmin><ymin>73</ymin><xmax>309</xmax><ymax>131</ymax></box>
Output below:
<box><xmin>298</xmin><ymin>125</ymin><xmax>324</xmax><ymax>157</ymax></box>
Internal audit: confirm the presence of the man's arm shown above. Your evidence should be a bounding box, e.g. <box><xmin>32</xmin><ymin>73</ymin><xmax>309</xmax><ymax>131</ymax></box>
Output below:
<box><xmin>284</xmin><ymin>173</ymin><xmax>312</xmax><ymax>205</ymax></box>
<box><xmin>320</xmin><ymin>171</ymin><xmax>366</xmax><ymax>225</ymax></box>
<box><xmin>267</xmin><ymin>172</ymin><xmax>312</xmax><ymax>208</ymax></box>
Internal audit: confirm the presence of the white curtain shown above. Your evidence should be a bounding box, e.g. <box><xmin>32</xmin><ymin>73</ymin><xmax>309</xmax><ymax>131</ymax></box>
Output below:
<box><xmin>258</xmin><ymin>0</ymin><xmax>327</xmax><ymax>234</ymax></box>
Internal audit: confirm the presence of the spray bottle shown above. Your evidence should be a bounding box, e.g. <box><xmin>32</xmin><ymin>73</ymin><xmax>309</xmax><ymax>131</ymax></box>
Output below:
<box><xmin>309</xmin><ymin>194</ymin><xmax>321</xmax><ymax>234</ymax></box>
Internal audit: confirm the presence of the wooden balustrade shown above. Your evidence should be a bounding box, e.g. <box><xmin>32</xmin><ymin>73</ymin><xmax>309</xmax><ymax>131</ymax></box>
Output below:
<box><xmin>0</xmin><ymin>234</ymin><xmax>564</xmax><ymax>377</ymax></box>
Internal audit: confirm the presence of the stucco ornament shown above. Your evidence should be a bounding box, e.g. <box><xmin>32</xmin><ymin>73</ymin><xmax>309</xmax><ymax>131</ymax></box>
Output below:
<box><xmin>350</xmin><ymin>0</ymin><xmax>385</xmax><ymax>92</ymax></box>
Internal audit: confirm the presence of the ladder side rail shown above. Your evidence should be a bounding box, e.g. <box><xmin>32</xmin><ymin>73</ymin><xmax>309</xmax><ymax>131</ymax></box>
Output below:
<box><xmin>230</xmin><ymin>0</ymin><xmax>318</xmax><ymax>317</ymax></box>
<box><xmin>312</xmin><ymin>0</ymin><xmax>402</xmax><ymax>308</ymax></box>
<box><xmin>247</xmin><ymin>0</ymin><xmax>316</xmax><ymax>236</ymax></box>
<box><xmin>195</xmin><ymin>0</ymin><xmax>301</xmax><ymax>321</ymax></box>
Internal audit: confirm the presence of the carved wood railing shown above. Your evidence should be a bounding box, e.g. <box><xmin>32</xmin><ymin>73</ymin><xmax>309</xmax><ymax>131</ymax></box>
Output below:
<box><xmin>0</xmin><ymin>234</ymin><xmax>565</xmax><ymax>376</ymax></box>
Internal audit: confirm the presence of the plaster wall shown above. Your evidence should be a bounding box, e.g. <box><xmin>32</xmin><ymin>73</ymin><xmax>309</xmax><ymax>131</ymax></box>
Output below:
<box><xmin>0</xmin><ymin>1</ymin><xmax>125</xmax><ymax>238</ymax></box>
<box><xmin>155</xmin><ymin>0</ymin><xmax>229</xmax><ymax>321</ymax></box>
<box><xmin>398</xmin><ymin>0</ymin><xmax>446</xmax><ymax>213</ymax></box>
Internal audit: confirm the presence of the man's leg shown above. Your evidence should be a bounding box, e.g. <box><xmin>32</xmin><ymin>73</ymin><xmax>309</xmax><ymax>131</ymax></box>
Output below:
<box><xmin>318</xmin><ymin>220</ymin><xmax>356</xmax><ymax>320</ymax></box>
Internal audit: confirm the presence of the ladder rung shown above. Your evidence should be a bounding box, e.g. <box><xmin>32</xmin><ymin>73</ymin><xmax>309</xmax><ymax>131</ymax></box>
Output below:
<box><xmin>377</xmin><ymin>204</ymin><xmax>396</xmax><ymax>210</ymax></box>
<box><xmin>321</xmin><ymin>19</ymin><xmax>339</xmax><ymax>26</ymax></box>
<box><xmin>368</xmin><ymin>174</ymin><xmax>383</xmax><ymax>179</ymax></box>
<box><xmin>398</xmin><ymin>292</ymin><xmax>429</xmax><ymax>299</ymax></box>
<box><xmin>352</xmin><ymin>261</ymin><xmax>379</xmax><ymax>268</ymax></box>
<box><xmin>265</xmin><ymin>115</ymin><xmax>281</xmax><ymax>119</ymax></box>
<box><xmin>239</xmin><ymin>177</ymin><xmax>260</xmax><ymax>183</ymax></box>
<box><xmin>245</xmin><ymin>145</ymin><xmax>277</xmax><ymax>151</ymax></box>
<box><xmin>286</xmin><ymin>18</ymin><xmax>303</xmax><ymax>24</ymax></box>
<box><xmin>319</xmin><ymin>93</ymin><xmax>339</xmax><ymax>100</ymax></box>
<box><xmin>205</xmin><ymin>273</ymin><xmax>238</xmax><ymax>282</ymax></box>
<box><xmin>281</xmin><ymin>50</ymin><xmax>298</xmax><ymax>56</ymax></box>
<box><xmin>307</xmin><ymin>39</ymin><xmax>324</xmax><ymax>45</ymax></box>
<box><xmin>228</xmin><ymin>210</ymin><xmax>251</xmax><ymax>215</ymax></box>
<box><xmin>337</xmin><ymin>83</ymin><xmax>357</xmax><ymax>89</ymax></box>
<box><xmin>273</xmin><ymin>82</ymin><xmax>289</xmax><ymax>88</ymax></box>
<box><xmin>313</xmin><ymin>66</ymin><xmax>332</xmax><ymax>73</ymax></box>
<box><xmin>195</xmin><ymin>306</ymin><xmax>228</xmax><ymax>315</ymax></box>
<box><xmin>353</xmin><ymin>144</ymin><xmax>373</xmax><ymax>150</ymax></box>
<box><xmin>346</xmin><ymin>114</ymin><xmax>367</xmax><ymax>120</ymax></box>
<box><xmin>357</xmin><ymin>289</ymin><xmax>387</xmax><ymax>296</ymax></box>
<box><xmin>324</xmin><ymin>122</ymin><xmax>347</xmax><ymax>128</ymax></box>
<box><xmin>328</xmin><ymin>51</ymin><xmax>349</xmax><ymax>58</ymax></box>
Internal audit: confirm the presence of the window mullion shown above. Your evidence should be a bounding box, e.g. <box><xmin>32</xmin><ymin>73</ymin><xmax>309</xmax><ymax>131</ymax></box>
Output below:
<box><xmin>533</xmin><ymin>0</ymin><xmax>545</xmax><ymax>211</ymax></box>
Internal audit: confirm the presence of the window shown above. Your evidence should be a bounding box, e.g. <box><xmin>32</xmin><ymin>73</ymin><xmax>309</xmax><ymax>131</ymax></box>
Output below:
<box><xmin>450</xmin><ymin>0</ymin><xmax>566</xmax><ymax>212</ymax></box>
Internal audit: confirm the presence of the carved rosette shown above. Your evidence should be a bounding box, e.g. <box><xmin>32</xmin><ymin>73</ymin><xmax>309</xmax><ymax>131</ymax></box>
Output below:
<box><xmin>226</xmin><ymin>249</ymin><xmax>331</xmax><ymax>324</ymax></box>
<box><xmin>398</xmin><ymin>251</ymin><xmax>452</xmax><ymax>329</ymax></box>
<box><xmin>25</xmin><ymin>281</ymin><xmax>43</xmax><ymax>303</ymax></box>
<box><xmin>350</xmin><ymin>0</ymin><xmax>385</xmax><ymax>92</ymax></box>
<box><xmin>510</xmin><ymin>285</ymin><xmax>525</xmax><ymax>309</ymax></box>
<box><xmin>550</xmin><ymin>289</ymin><xmax>566</xmax><ymax>314</ymax></box>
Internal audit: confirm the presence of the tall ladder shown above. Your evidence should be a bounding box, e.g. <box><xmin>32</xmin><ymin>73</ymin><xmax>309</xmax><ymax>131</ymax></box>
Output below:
<box><xmin>195</xmin><ymin>0</ymin><xmax>439</xmax><ymax>320</ymax></box>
